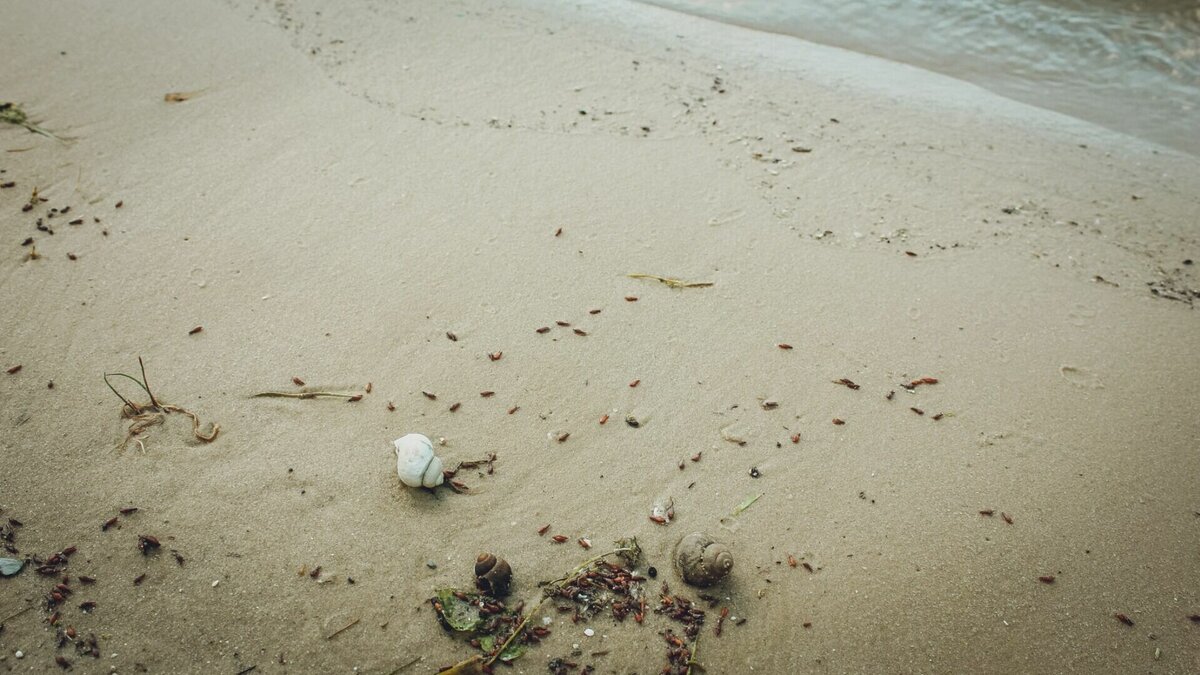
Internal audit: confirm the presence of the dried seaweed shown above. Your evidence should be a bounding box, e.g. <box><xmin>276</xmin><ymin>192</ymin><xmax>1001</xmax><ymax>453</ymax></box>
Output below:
<box><xmin>627</xmin><ymin>273</ymin><xmax>713</xmax><ymax>289</ymax></box>
<box><xmin>104</xmin><ymin>357</ymin><xmax>219</xmax><ymax>450</ymax></box>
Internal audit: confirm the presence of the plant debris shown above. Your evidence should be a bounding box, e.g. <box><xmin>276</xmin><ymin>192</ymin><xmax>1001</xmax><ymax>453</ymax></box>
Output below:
<box><xmin>104</xmin><ymin>357</ymin><xmax>219</xmax><ymax>450</ymax></box>
<box><xmin>627</xmin><ymin>273</ymin><xmax>713</xmax><ymax>289</ymax></box>
<box><xmin>0</xmin><ymin>102</ymin><xmax>66</xmax><ymax>142</ymax></box>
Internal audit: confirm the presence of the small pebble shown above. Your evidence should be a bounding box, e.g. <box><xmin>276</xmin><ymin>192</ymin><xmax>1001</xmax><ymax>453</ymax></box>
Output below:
<box><xmin>426</xmin><ymin>560</ymin><xmax>438</xmax><ymax>569</ymax></box>
<box><xmin>211</xmin><ymin>580</ymin><xmax>220</xmax><ymax>587</ymax></box>
<box><xmin>583</xmin><ymin>628</ymin><xmax>595</xmax><ymax>637</ymax></box>
<box><xmin>14</xmin><ymin>651</ymin><xmax>23</xmax><ymax>659</ymax></box>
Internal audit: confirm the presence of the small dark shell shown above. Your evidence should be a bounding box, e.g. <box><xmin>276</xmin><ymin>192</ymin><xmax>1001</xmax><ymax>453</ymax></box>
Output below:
<box><xmin>474</xmin><ymin>553</ymin><xmax>512</xmax><ymax>597</ymax></box>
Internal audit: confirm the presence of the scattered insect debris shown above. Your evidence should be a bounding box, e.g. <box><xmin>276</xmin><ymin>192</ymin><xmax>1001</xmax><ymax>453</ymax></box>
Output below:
<box><xmin>833</xmin><ymin>378</ymin><xmax>860</xmax><ymax>390</ymax></box>
<box><xmin>104</xmin><ymin>357</ymin><xmax>219</xmax><ymax>450</ymax></box>
<box><xmin>627</xmin><ymin>273</ymin><xmax>713</xmax><ymax>289</ymax></box>
<box><xmin>901</xmin><ymin>377</ymin><xmax>939</xmax><ymax>390</ymax></box>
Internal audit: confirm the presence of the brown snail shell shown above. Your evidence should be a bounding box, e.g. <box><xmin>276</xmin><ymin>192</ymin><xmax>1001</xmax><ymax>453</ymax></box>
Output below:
<box><xmin>673</xmin><ymin>532</ymin><xmax>733</xmax><ymax>587</ymax></box>
<box><xmin>474</xmin><ymin>552</ymin><xmax>512</xmax><ymax>597</ymax></box>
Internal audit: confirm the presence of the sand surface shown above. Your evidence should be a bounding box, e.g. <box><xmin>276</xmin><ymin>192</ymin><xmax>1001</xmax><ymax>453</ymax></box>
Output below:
<box><xmin>2</xmin><ymin>1</ymin><xmax>1199</xmax><ymax>673</ymax></box>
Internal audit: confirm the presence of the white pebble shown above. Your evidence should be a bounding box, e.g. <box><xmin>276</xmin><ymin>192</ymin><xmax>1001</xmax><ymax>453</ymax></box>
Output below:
<box><xmin>212</xmin><ymin>580</ymin><xmax>220</xmax><ymax>587</ymax></box>
<box><xmin>14</xmin><ymin>651</ymin><xmax>23</xmax><ymax>659</ymax></box>
<box><xmin>583</xmin><ymin>628</ymin><xmax>595</xmax><ymax>637</ymax></box>
<box><xmin>542</xmin><ymin>616</ymin><xmax>552</xmax><ymax>626</ymax></box>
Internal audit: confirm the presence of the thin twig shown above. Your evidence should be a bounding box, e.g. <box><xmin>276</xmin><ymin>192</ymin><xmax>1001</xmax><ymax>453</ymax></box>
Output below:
<box><xmin>252</xmin><ymin>391</ymin><xmax>361</xmax><ymax>400</ymax></box>
<box><xmin>385</xmin><ymin>656</ymin><xmax>422</xmax><ymax>674</ymax></box>
<box><xmin>138</xmin><ymin>356</ymin><xmax>160</xmax><ymax>408</ymax></box>
<box><xmin>325</xmin><ymin>617</ymin><xmax>359</xmax><ymax>640</ymax></box>
<box><xmin>1</xmin><ymin>605</ymin><xmax>35</xmax><ymax>624</ymax></box>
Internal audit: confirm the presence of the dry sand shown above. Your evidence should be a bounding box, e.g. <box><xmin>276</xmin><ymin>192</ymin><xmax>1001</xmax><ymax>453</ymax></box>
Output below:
<box><xmin>2</xmin><ymin>0</ymin><xmax>1199</xmax><ymax>673</ymax></box>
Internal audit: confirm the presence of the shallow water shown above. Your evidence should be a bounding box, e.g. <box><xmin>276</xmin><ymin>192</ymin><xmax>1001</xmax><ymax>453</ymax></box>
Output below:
<box><xmin>641</xmin><ymin>0</ymin><xmax>1200</xmax><ymax>154</ymax></box>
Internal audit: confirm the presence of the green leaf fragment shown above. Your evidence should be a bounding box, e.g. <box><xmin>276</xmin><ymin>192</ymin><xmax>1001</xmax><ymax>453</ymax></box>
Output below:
<box><xmin>434</xmin><ymin>589</ymin><xmax>482</xmax><ymax>632</ymax></box>
<box><xmin>729</xmin><ymin>492</ymin><xmax>758</xmax><ymax>511</ymax></box>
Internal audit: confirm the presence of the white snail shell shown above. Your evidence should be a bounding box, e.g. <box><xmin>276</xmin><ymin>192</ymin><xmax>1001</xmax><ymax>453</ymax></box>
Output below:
<box><xmin>394</xmin><ymin>433</ymin><xmax>445</xmax><ymax>488</ymax></box>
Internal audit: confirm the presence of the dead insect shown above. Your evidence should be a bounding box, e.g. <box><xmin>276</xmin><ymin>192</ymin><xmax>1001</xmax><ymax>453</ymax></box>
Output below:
<box><xmin>556</xmin><ymin>321</ymin><xmax>571</xmax><ymax>327</ymax></box>
<box><xmin>386</xmin><ymin>401</ymin><xmax>395</xmax><ymax>411</ymax></box>
<box><xmin>624</xmin><ymin>296</ymin><xmax>638</xmax><ymax>302</ymax></box>
<box><xmin>292</xmin><ymin>376</ymin><xmax>305</xmax><ymax>386</ymax></box>
<box><xmin>1115</xmin><ymin>613</ymin><xmax>1134</xmax><ymax>627</ymax></box>
<box><xmin>6</xmin><ymin>365</ymin><xmax>22</xmax><ymax>375</ymax></box>
<box><xmin>777</xmin><ymin>344</ymin><xmax>793</xmax><ymax>350</ymax></box>
<box><xmin>422</xmin><ymin>391</ymin><xmax>437</xmax><ymax>400</ymax></box>
<box><xmin>101</xmin><ymin>517</ymin><xmax>118</xmax><ymax>531</ymax></box>
<box><xmin>832</xmin><ymin>418</ymin><xmax>845</xmax><ymax>425</ymax></box>
<box><xmin>1001</xmin><ymin>512</ymin><xmax>1013</xmax><ymax>525</ymax></box>
<box><xmin>1038</xmin><ymin>575</ymin><xmax>1056</xmax><ymax>584</ymax></box>
<box><xmin>507</xmin><ymin>406</ymin><xmax>520</xmax><ymax>415</ymax></box>
<box><xmin>480</xmin><ymin>391</ymin><xmax>495</xmax><ymax>397</ymax></box>
<box><xmin>538</xmin><ymin>524</ymin><xmax>551</xmax><ymax>536</ymax></box>
<box><xmin>446</xmin><ymin>331</ymin><xmax>458</xmax><ymax>341</ymax></box>
<box><xmin>886</xmin><ymin>390</ymin><xmax>895</xmax><ymax>400</ymax></box>
<box><xmin>979</xmin><ymin>509</ymin><xmax>995</xmax><ymax>517</ymax></box>
<box><xmin>555</xmin><ymin>432</ymin><xmax>570</xmax><ymax>443</ymax></box>
<box><xmin>1187</xmin><ymin>614</ymin><xmax>1200</xmax><ymax>623</ymax></box>
<box><xmin>905</xmin><ymin>251</ymin><xmax>917</xmax><ymax>257</ymax></box>
<box><xmin>577</xmin><ymin>538</ymin><xmax>592</xmax><ymax>549</ymax></box>
<box><xmin>833</xmin><ymin>378</ymin><xmax>860</xmax><ymax>390</ymax></box>
<box><xmin>910</xmin><ymin>407</ymin><xmax>925</xmax><ymax>415</ymax></box>
<box><xmin>573</xmin><ymin>328</ymin><xmax>588</xmax><ymax>336</ymax></box>
<box><xmin>625</xmin><ymin>415</ymin><xmax>640</xmax><ymax>428</ymax></box>
<box><xmin>79</xmin><ymin>576</ymin><xmax>96</xmax><ymax>584</ymax></box>
<box><xmin>790</xmin><ymin>433</ymin><xmax>800</xmax><ymax>444</ymax></box>
<box><xmin>589</xmin><ymin>309</ymin><xmax>602</xmax><ymax>315</ymax></box>
<box><xmin>449</xmin><ymin>402</ymin><xmax>461</xmax><ymax>412</ymax></box>
<box><xmin>188</xmin><ymin>326</ymin><xmax>203</xmax><ymax>335</ymax></box>
<box><xmin>65</xmin><ymin>626</ymin><xmax>76</xmax><ymax>639</ymax></box>
<box><xmin>67</xmin><ymin>252</ymin><xmax>77</xmax><ymax>261</ymax></box>
<box><xmin>554</xmin><ymin>227</ymin><xmax>563</xmax><ymax>237</ymax></box>
<box><xmin>787</xmin><ymin>555</ymin><xmax>798</xmax><ymax>567</ymax></box>
<box><xmin>802</xmin><ymin>562</ymin><xmax>814</xmax><ymax>573</ymax></box>
<box><xmin>115</xmin><ymin>200</ymin><xmax>123</xmax><ymax>208</ymax></box>
<box><xmin>551</xmin><ymin>535</ymin><xmax>568</xmax><ymax>543</ymax></box>
<box><xmin>629</xmin><ymin>379</ymin><xmax>640</xmax><ymax>388</ymax></box>
<box><xmin>365</xmin><ymin>382</ymin><xmax>373</xmax><ymax>393</ymax></box>
<box><xmin>133</xmin><ymin>573</ymin><xmax>146</xmax><ymax>585</ymax></box>
<box><xmin>136</xmin><ymin>535</ymin><xmax>160</xmax><ymax>555</ymax></box>
<box><xmin>761</xmin><ymin>399</ymin><xmax>778</xmax><ymax>410</ymax></box>
<box><xmin>172</xmin><ymin>551</ymin><xmax>185</xmax><ymax>566</ymax></box>
<box><xmin>309</xmin><ymin>566</ymin><xmax>322</xmax><ymax>579</ymax></box>
<box><xmin>536</xmin><ymin>326</ymin><xmax>551</xmax><ymax>334</ymax></box>
<box><xmin>932</xmin><ymin>413</ymin><xmax>944</xmax><ymax>421</ymax></box>
<box><xmin>488</xmin><ymin>351</ymin><xmax>503</xmax><ymax>361</ymax></box>
<box><xmin>347</xmin><ymin>394</ymin><xmax>363</xmax><ymax>403</ymax></box>
<box><xmin>599</xmin><ymin>414</ymin><xmax>609</xmax><ymax>425</ymax></box>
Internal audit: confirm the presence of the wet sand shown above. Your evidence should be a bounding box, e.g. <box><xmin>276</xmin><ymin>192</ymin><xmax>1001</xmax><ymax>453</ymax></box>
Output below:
<box><xmin>1</xmin><ymin>1</ymin><xmax>1198</xmax><ymax>673</ymax></box>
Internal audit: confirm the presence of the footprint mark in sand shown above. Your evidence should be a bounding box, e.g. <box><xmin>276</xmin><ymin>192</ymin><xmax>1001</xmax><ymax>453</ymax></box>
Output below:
<box><xmin>1059</xmin><ymin>365</ymin><xmax>1103</xmax><ymax>389</ymax></box>
<box><xmin>1067</xmin><ymin>304</ymin><xmax>1097</xmax><ymax>327</ymax></box>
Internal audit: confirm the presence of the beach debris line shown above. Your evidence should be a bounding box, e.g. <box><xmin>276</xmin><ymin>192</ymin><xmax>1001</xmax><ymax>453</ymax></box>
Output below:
<box><xmin>104</xmin><ymin>357</ymin><xmax>220</xmax><ymax>450</ymax></box>
<box><xmin>627</xmin><ymin>273</ymin><xmax>713</xmax><ymax>289</ymax></box>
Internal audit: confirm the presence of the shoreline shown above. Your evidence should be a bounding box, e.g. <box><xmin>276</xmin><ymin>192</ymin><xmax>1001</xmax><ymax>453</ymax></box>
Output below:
<box><xmin>1</xmin><ymin>0</ymin><xmax>1197</xmax><ymax>673</ymax></box>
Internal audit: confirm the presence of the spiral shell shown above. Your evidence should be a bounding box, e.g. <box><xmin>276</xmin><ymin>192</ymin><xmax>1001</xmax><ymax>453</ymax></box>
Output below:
<box><xmin>673</xmin><ymin>532</ymin><xmax>733</xmax><ymax>587</ymax></box>
<box><xmin>474</xmin><ymin>552</ymin><xmax>513</xmax><ymax>597</ymax></box>
<box><xmin>394</xmin><ymin>433</ymin><xmax>445</xmax><ymax>488</ymax></box>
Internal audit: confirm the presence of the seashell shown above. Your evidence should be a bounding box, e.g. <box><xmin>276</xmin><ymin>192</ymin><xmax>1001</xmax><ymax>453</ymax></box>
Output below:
<box><xmin>474</xmin><ymin>552</ymin><xmax>512</xmax><ymax>597</ymax></box>
<box><xmin>674</xmin><ymin>532</ymin><xmax>734</xmax><ymax>587</ymax></box>
<box><xmin>394</xmin><ymin>433</ymin><xmax>445</xmax><ymax>488</ymax></box>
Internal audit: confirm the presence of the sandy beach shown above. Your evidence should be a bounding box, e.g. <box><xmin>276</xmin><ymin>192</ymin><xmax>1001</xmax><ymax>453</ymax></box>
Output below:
<box><xmin>2</xmin><ymin>0</ymin><xmax>1198</xmax><ymax>673</ymax></box>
